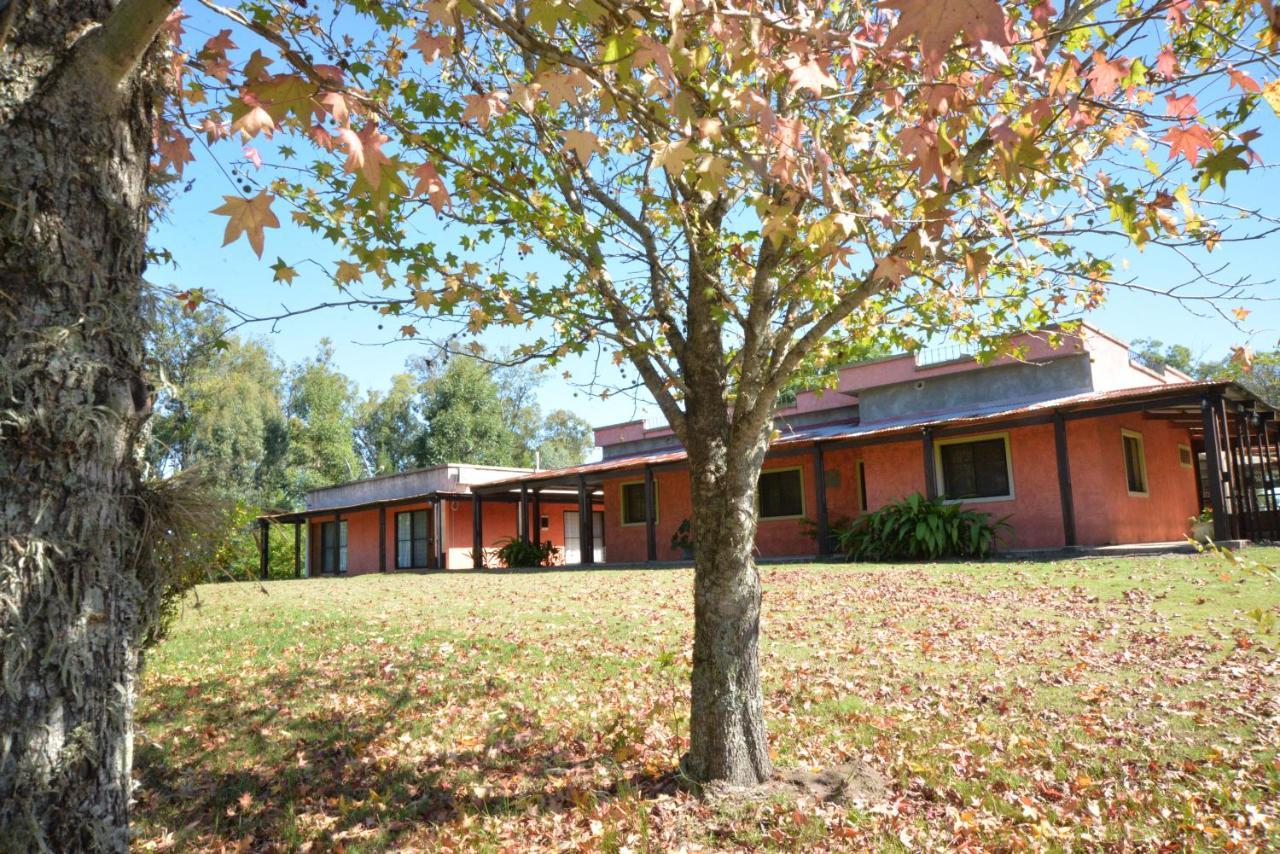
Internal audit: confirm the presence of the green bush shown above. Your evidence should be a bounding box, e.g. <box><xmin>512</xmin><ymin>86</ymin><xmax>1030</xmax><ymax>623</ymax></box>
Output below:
<box><xmin>494</xmin><ymin>537</ymin><xmax>558</xmax><ymax>568</ymax></box>
<box><xmin>833</xmin><ymin>493</ymin><xmax>1008</xmax><ymax>561</ymax></box>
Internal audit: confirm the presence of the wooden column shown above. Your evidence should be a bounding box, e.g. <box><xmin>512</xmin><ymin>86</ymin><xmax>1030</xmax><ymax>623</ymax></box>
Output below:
<box><xmin>519</xmin><ymin>483</ymin><xmax>530</xmax><ymax>543</ymax></box>
<box><xmin>1201</xmin><ymin>396</ymin><xmax>1230</xmax><ymax>541</ymax></box>
<box><xmin>1053</xmin><ymin>412</ymin><xmax>1077</xmax><ymax>547</ymax></box>
<box><xmin>644</xmin><ymin>464</ymin><xmax>657</xmax><ymax>562</ymax></box>
<box><xmin>472</xmin><ymin>493</ymin><xmax>484</xmax><ymax>568</ymax></box>
<box><xmin>258</xmin><ymin>518</ymin><xmax>270</xmax><ymax>580</ymax></box>
<box><xmin>293</xmin><ymin>521</ymin><xmax>302</xmax><ymax>578</ymax></box>
<box><xmin>922</xmin><ymin>428</ymin><xmax>938</xmax><ymax>500</ymax></box>
<box><xmin>434</xmin><ymin>499</ymin><xmax>446</xmax><ymax>569</ymax></box>
<box><xmin>578</xmin><ymin>474</ymin><xmax>594</xmax><ymax>565</ymax></box>
<box><xmin>1218</xmin><ymin>397</ymin><xmax>1241</xmax><ymax>538</ymax></box>
<box><xmin>378</xmin><ymin>505</ymin><xmax>387</xmax><ymax>573</ymax></box>
<box><xmin>1262</xmin><ymin>418</ymin><xmax>1280</xmax><ymax>539</ymax></box>
<box><xmin>532</xmin><ymin>490</ymin><xmax>542</xmax><ymax>546</ymax></box>
<box><xmin>1252</xmin><ymin>415</ymin><xmax>1276</xmax><ymax>538</ymax></box>
<box><xmin>1238</xmin><ymin>409</ymin><xmax>1262</xmax><ymax>538</ymax></box>
<box><xmin>813</xmin><ymin>444</ymin><xmax>831</xmax><ymax>556</ymax></box>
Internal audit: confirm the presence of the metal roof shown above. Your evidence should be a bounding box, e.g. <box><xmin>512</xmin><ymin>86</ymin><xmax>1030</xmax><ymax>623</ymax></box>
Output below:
<box><xmin>475</xmin><ymin>380</ymin><xmax>1270</xmax><ymax>492</ymax></box>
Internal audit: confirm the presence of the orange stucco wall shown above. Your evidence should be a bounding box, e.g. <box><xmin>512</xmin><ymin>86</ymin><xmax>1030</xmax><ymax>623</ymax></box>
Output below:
<box><xmin>597</xmin><ymin>414</ymin><xmax>1200</xmax><ymax>561</ymax></box>
<box><xmin>1067</xmin><ymin>414</ymin><xmax>1199</xmax><ymax>545</ymax></box>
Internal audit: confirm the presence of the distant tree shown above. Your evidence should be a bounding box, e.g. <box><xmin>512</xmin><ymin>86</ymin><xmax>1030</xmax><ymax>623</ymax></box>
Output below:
<box><xmin>1211</xmin><ymin>349</ymin><xmax>1280</xmax><ymax>405</ymax></box>
<box><xmin>355</xmin><ymin>372</ymin><xmax>422</xmax><ymax>475</ymax></box>
<box><xmin>415</xmin><ymin>356</ymin><xmax>519</xmax><ymax>466</ymax></box>
<box><xmin>285</xmin><ymin>340</ymin><xmax>362</xmax><ymax>496</ymax></box>
<box><xmin>493</xmin><ymin>358</ymin><xmax>545</xmax><ymax>467</ymax></box>
<box><xmin>141</xmin><ymin>293</ymin><xmax>229</xmax><ymax>475</ymax></box>
<box><xmin>537</xmin><ymin>410</ymin><xmax>594</xmax><ymax>469</ymax></box>
<box><xmin>183</xmin><ymin>338</ymin><xmax>290</xmax><ymax>503</ymax></box>
<box><xmin>1129</xmin><ymin>338</ymin><xmax>1209</xmax><ymax>377</ymax></box>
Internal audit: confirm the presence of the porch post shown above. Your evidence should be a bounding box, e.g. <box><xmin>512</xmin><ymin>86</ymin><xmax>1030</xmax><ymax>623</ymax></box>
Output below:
<box><xmin>294</xmin><ymin>521</ymin><xmax>302</xmax><ymax>578</ymax></box>
<box><xmin>1261</xmin><ymin>416</ymin><xmax>1280</xmax><ymax>539</ymax></box>
<box><xmin>532</xmin><ymin>489</ymin><xmax>542</xmax><ymax>546</ymax></box>
<box><xmin>922</xmin><ymin>428</ymin><xmax>938</xmax><ymax>500</ymax></box>
<box><xmin>1238</xmin><ymin>409</ymin><xmax>1262</xmax><ymax>537</ymax></box>
<box><xmin>472</xmin><ymin>493</ymin><xmax>484</xmax><ymax>568</ymax></box>
<box><xmin>1252</xmin><ymin>413</ymin><xmax>1277</xmax><ymax>538</ymax></box>
<box><xmin>1201</xmin><ymin>396</ymin><xmax>1229</xmax><ymax>541</ymax></box>
<box><xmin>1053</xmin><ymin>412</ymin><xmax>1077</xmax><ymax>547</ymax></box>
<box><xmin>813</xmin><ymin>444</ymin><xmax>831</xmax><ymax>556</ymax></box>
<box><xmin>644</xmin><ymin>464</ymin><xmax>657</xmax><ymax>562</ymax></box>
<box><xmin>1218</xmin><ymin>398</ymin><xmax>1241</xmax><ymax>539</ymax></box>
<box><xmin>378</xmin><ymin>505</ymin><xmax>387</xmax><ymax>573</ymax></box>
<box><xmin>578</xmin><ymin>474</ymin><xmax>594</xmax><ymax>565</ymax></box>
<box><xmin>519</xmin><ymin>483</ymin><xmax>530</xmax><ymax>544</ymax></box>
<box><xmin>258</xmin><ymin>518</ymin><xmax>270</xmax><ymax>580</ymax></box>
<box><xmin>434</xmin><ymin>498</ymin><xmax>446</xmax><ymax>569</ymax></box>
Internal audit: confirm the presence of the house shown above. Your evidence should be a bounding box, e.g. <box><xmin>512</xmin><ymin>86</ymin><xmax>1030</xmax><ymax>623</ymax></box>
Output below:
<box><xmin>258</xmin><ymin>324</ymin><xmax>1279</xmax><ymax>576</ymax></box>
<box><xmin>258</xmin><ymin>463</ymin><xmax>603</xmax><ymax>575</ymax></box>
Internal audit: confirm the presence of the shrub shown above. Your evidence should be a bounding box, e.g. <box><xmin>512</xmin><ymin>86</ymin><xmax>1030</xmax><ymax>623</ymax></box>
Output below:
<box><xmin>494</xmin><ymin>537</ymin><xmax>558</xmax><ymax>568</ymax></box>
<box><xmin>833</xmin><ymin>493</ymin><xmax>1007</xmax><ymax>561</ymax></box>
<box><xmin>670</xmin><ymin>518</ymin><xmax>694</xmax><ymax>557</ymax></box>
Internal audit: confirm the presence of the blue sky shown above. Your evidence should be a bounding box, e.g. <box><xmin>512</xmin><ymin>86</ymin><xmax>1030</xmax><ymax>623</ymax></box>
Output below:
<box><xmin>153</xmin><ymin>5</ymin><xmax>1280</xmax><ymax>430</ymax></box>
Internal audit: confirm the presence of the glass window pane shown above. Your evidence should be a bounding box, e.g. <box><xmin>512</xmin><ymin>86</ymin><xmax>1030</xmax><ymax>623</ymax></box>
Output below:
<box><xmin>759</xmin><ymin>470</ymin><xmax>802</xmax><ymax>518</ymax></box>
<box><xmin>940</xmin><ymin>438</ymin><xmax>1008</xmax><ymax>499</ymax></box>
<box><xmin>622</xmin><ymin>483</ymin><xmax>647</xmax><ymax>524</ymax></box>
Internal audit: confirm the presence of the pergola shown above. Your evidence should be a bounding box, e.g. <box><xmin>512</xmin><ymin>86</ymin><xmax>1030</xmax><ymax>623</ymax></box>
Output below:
<box><xmin>469</xmin><ymin>477</ymin><xmax>609</xmax><ymax>567</ymax></box>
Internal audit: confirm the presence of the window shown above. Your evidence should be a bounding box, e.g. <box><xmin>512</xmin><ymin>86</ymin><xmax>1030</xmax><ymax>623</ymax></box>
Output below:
<box><xmin>936</xmin><ymin>434</ymin><xmax>1013</xmax><ymax>501</ymax></box>
<box><xmin>620</xmin><ymin>481</ymin><xmax>655</xmax><ymax>526</ymax></box>
<box><xmin>1122</xmin><ymin>430</ymin><xmax>1148</xmax><ymax>495</ymax></box>
<box><xmin>759</xmin><ymin>468</ymin><xmax>804</xmax><ymax>519</ymax></box>
<box><xmin>1178</xmin><ymin>444</ymin><xmax>1193</xmax><ymax>468</ymax></box>
<box><xmin>396</xmin><ymin>510</ymin><xmax>429</xmax><ymax>568</ymax></box>
<box><xmin>320</xmin><ymin>520</ymin><xmax>348</xmax><ymax>574</ymax></box>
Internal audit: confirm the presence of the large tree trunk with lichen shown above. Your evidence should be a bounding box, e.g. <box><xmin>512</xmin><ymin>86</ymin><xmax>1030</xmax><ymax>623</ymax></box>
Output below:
<box><xmin>0</xmin><ymin>2</ymin><xmax>161</xmax><ymax>849</ymax></box>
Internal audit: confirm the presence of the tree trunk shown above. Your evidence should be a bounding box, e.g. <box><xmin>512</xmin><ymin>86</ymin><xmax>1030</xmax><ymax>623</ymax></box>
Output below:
<box><xmin>0</xmin><ymin>4</ymin><xmax>161</xmax><ymax>850</ymax></box>
<box><xmin>681</xmin><ymin>417</ymin><xmax>774</xmax><ymax>786</ymax></box>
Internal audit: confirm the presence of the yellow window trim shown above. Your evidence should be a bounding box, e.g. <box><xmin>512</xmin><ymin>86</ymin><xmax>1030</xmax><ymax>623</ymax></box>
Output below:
<box><xmin>619</xmin><ymin>479</ymin><xmax>656</xmax><ymax>527</ymax></box>
<box><xmin>933</xmin><ymin>431</ymin><xmax>1016</xmax><ymax>504</ymax></box>
<box><xmin>758</xmin><ymin>466</ymin><xmax>806</xmax><ymax>521</ymax></box>
<box><xmin>1121</xmin><ymin>428</ymin><xmax>1150</xmax><ymax>496</ymax></box>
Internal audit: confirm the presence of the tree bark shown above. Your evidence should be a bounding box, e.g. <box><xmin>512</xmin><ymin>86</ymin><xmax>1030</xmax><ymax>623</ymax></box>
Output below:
<box><xmin>681</xmin><ymin>404</ymin><xmax>775</xmax><ymax>786</ymax></box>
<box><xmin>0</xmin><ymin>3</ymin><xmax>163</xmax><ymax>850</ymax></box>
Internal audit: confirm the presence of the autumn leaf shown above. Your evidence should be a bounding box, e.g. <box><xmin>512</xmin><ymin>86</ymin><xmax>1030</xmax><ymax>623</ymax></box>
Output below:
<box><xmin>413</xmin><ymin>30</ymin><xmax>452</xmax><ymax>63</ymax></box>
<box><xmin>270</xmin><ymin>257</ymin><xmax>297</xmax><ymax>284</ymax></box>
<box><xmin>1164</xmin><ymin>93</ymin><xmax>1197</xmax><ymax>121</ymax></box>
<box><xmin>411</xmin><ymin>161</ymin><xmax>451</xmax><ymax>214</ymax></box>
<box><xmin>881</xmin><ymin>0</ymin><xmax>1009</xmax><ymax>76</ymax></box>
<box><xmin>1232</xmin><ymin>306</ymin><xmax>1251</xmax><ymax>321</ymax></box>
<box><xmin>156</xmin><ymin>132</ymin><xmax>194</xmax><ymax>176</ymax></box>
<box><xmin>651</xmin><ymin>138</ymin><xmax>697</xmax><ymax>174</ymax></box>
<box><xmin>562</xmin><ymin>129</ymin><xmax>603</xmax><ymax>166</ymax></box>
<box><xmin>461</xmin><ymin>91</ymin><xmax>508</xmax><ymax>128</ymax></box>
<box><xmin>1263</xmin><ymin>80</ymin><xmax>1280</xmax><ymax>118</ymax></box>
<box><xmin>784</xmin><ymin>55</ymin><xmax>838</xmax><ymax>95</ymax></box>
<box><xmin>211</xmin><ymin>191</ymin><xmax>279</xmax><ymax>258</ymax></box>
<box><xmin>1086</xmin><ymin>51</ymin><xmax>1130</xmax><ymax>97</ymax></box>
<box><xmin>1162</xmin><ymin>124</ymin><xmax>1215</xmax><ymax>166</ymax></box>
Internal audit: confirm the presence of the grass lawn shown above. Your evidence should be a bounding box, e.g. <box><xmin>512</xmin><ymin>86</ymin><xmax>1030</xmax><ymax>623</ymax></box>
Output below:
<box><xmin>134</xmin><ymin>549</ymin><xmax>1280</xmax><ymax>851</ymax></box>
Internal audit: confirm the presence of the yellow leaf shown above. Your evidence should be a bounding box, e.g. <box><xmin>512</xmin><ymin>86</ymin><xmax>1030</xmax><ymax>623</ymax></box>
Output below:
<box><xmin>211</xmin><ymin>191</ymin><xmax>279</xmax><ymax>258</ymax></box>
<box><xmin>1262</xmin><ymin>80</ymin><xmax>1280</xmax><ymax>118</ymax></box>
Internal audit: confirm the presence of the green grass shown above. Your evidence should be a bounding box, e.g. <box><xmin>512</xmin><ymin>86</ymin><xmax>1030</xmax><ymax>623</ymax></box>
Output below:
<box><xmin>134</xmin><ymin>548</ymin><xmax>1280</xmax><ymax>851</ymax></box>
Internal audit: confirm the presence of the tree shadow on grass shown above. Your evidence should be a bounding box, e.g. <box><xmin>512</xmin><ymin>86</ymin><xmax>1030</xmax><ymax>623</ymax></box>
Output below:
<box><xmin>134</xmin><ymin>667</ymin><xmax>681</xmax><ymax>850</ymax></box>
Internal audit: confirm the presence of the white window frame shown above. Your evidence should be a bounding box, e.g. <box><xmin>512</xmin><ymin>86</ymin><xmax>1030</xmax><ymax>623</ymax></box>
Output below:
<box><xmin>933</xmin><ymin>431</ymin><xmax>1016</xmax><ymax>504</ymax></box>
<box><xmin>1121</xmin><ymin>429</ymin><xmax>1149</xmax><ymax>497</ymax></box>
